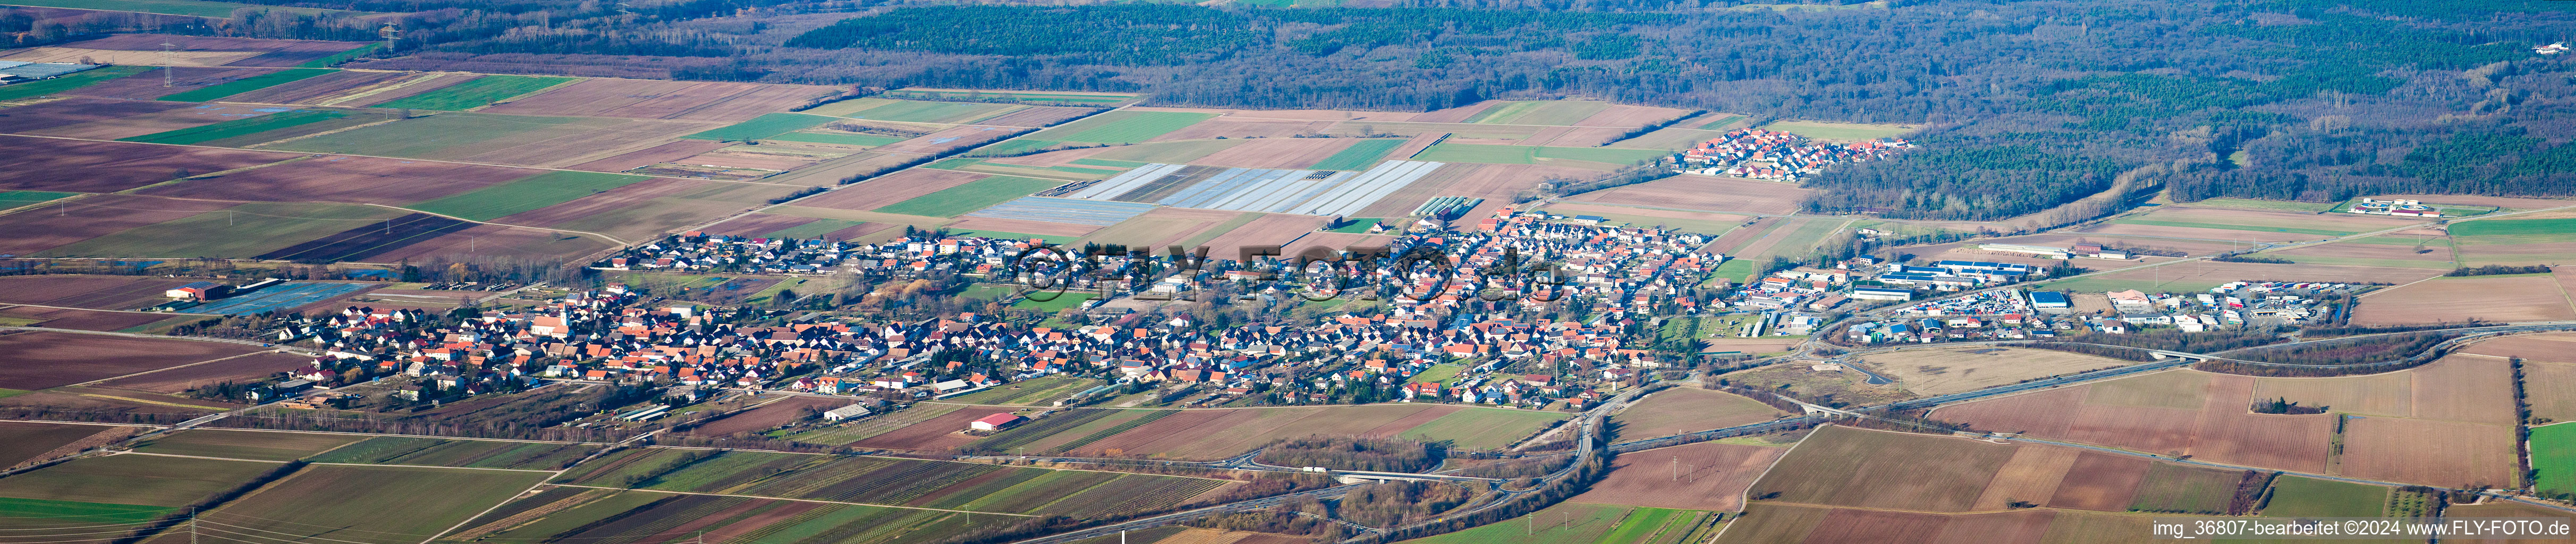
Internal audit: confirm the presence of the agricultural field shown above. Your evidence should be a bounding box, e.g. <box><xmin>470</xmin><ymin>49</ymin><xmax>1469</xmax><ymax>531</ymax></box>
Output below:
<box><xmin>117</xmin><ymin>108</ymin><xmax>350</xmax><ymax>145</ymax></box>
<box><xmin>369</xmin><ymin>75</ymin><xmax>577</xmax><ymax>110</ymax></box>
<box><xmin>406</xmin><ymin>171</ymin><xmax>650</xmax><ymax>222</ymax></box>
<box><xmin>132</xmin><ymin>429</ymin><xmax>362</xmax><ymax>461</ymax></box>
<box><xmin>2084</xmin><ymin>206</ymin><xmax>2425</xmax><ymax>242</ymax></box>
<box><xmin>1</xmin><ymin>135</ymin><xmax>296</xmax><ymax>193</ymax></box>
<box><xmin>1395</xmin><ymin>407</ymin><xmax>1569</xmax><ymax>450</ymax></box>
<box><xmin>1607</xmin><ymin>387</ymin><xmax>1787</xmax><ymax>440</ymax></box>
<box><xmin>1569</xmin><ymin>175</ymin><xmax>1812</xmax><ymax>216</ymax></box>
<box><xmin>1852</xmin><ymin>347</ymin><xmax>2132</xmax><ymax>396</ymax></box>
<box><xmin>0</xmin><ymin>422</ymin><xmax>117</xmax><ymax>467</ymax></box>
<box><xmin>258</xmin><ymin>112</ymin><xmax>713</xmax><ymax>167</ymax></box>
<box><xmin>0</xmin><ymin>65</ymin><xmax>151</xmax><ymax>100</ymax></box>
<box><xmin>1013</xmin><ymin>110</ymin><xmax>1216</xmax><ymax>145</ymax></box>
<box><xmin>1932</xmin><ymin>358</ymin><xmax>2519</xmax><ymax>485</ymax></box>
<box><xmin>947</xmin><ymin>376</ymin><xmax>1104</xmax><ymax>405</ymax></box>
<box><xmin>1745</xmin><ymin>426</ymin><xmax>2020</xmax><ymax>512</ymax></box>
<box><xmin>0</xmin><ymin>331</ymin><xmax>262</xmax><ymax>390</ymax></box>
<box><xmin>463</xmin><ymin>489</ymin><xmax>981</xmax><ymax>544</ymax></box>
<box><xmin>555</xmin><ymin>448</ymin><xmax>1225</xmax><ymax>518</ymax></box>
<box><xmin>37</xmin><ymin>201</ymin><xmax>407</xmax><ymax>259</ymax></box>
<box><xmin>2532</xmin><ymin>423</ymin><xmax>2576</xmax><ymax>496</ymax></box>
<box><xmin>2266</xmin><ymin>233</ymin><xmax>2460</xmax><ymax>269</ymax></box>
<box><xmin>1754</xmin><ymin>120</ymin><xmax>1918</xmax><ymax>141</ymax></box>
<box><xmin>683</xmin><ymin>112</ymin><xmax>838</xmax><ymax>141</ymax></box>
<box><xmin>155</xmin><ymin>67</ymin><xmax>336</xmax><ymax>102</ymax></box>
<box><xmin>0</xmin><ymin>275</ymin><xmax>200</xmax><ymax>309</ymax></box>
<box><xmin>874</xmin><ymin>403</ymin><xmax>1557</xmax><ymax>459</ymax></box>
<box><xmin>306</xmin><ymin>436</ymin><xmax>596</xmax><ymax>470</ymax></box>
<box><xmin>1570</xmin><ymin>442</ymin><xmax>1786</xmax><ymax>511</ymax></box>
<box><xmin>478</xmin><ymin>79</ymin><xmax>834</xmax><ymax>121</ymax></box>
<box><xmin>2351</xmin><ymin>273</ymin><xmax>2576</xmax><ymax>325</ymax></box>
<box><xmin>90</xmin><ymin>351</ymin><xmax>315</xmax><ymax>393</ymax></box>
<box><xmin>193</xmin><ymin>464</ymin><xmax>547</xmax><ymax>542</ymax></box>
<box><xmin>0</xmin><ymin>454</ymin><xmax>278</xmax><ymax>507</ymax></box>
<box><xmin>872</xmin><ymin>175</ymin><xmax>1063</xmax><ymax>217</ymax></box>
<box><xmin>785</xmin><ymin>402</ymin><xmax>963</xmax><ymax>445</ymax></box>
<box><xmin>2260</xmin><ymin>476</ymin><xmax>2388</xmax><ymax>517</ymax></box>
<box><xmin>1714</xmin><ymin>502</ymin><xmax>2104</xmax><ymax>544</ymax></box>
<box><xmin>880</xmin><ymin>88</ymin><xmax>1134</xmax><ymax>105</ymax></box>
<box><xmin>1403</xmin><ymin>502</ymin><xmax>1714</xmax><ymax>544</ymax></box>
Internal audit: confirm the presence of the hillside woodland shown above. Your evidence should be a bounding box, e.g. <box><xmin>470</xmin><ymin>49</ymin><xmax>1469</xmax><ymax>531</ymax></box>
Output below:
<box><xmin>9</xmin><ymin>0</ymin><xmax>2573</xmax><ymax>220</ymax></box>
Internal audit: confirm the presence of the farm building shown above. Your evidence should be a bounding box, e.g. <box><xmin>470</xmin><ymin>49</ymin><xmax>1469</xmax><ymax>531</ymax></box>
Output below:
<box><xmin>970</xmin><ymin>413</ymin><xmax>1025</xmax><ymax>431</ymax></box>
<box><xmin>166</xmin><ymin>281</ymin><xmax>223</xmax><ymax>300</ymax></box>
<box><xmin>823</xmin><ymin>404</ymin><xmax>872</xmax><ymax>421</ymax></box>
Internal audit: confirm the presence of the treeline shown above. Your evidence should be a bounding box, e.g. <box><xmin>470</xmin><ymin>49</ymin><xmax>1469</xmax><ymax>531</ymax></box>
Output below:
<box><xmin>2057</xmin><ymin>327</ymin><xmax>2289</xmax><ymax>354</ymax></box>
<box><xmin>1254</xmin><ymin>437</ymin><xmax>1445</xmax><ymax>473</ymax></box>
<box><xmin>1336</xmin><ymin>480</ymin><xmax>1472</xmax><ymax>528</ymax></box>
<box><xmin>2448</xmin><ymin>265</ymin><xmax>2552</xmax><ymax>277</ymax></box>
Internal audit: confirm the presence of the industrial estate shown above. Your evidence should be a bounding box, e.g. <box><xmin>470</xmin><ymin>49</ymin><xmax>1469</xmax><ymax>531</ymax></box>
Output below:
<box><xmin>0</xmin><ymin>2</ymin><xmax>2572</xmax><ymax>544</ymax></box>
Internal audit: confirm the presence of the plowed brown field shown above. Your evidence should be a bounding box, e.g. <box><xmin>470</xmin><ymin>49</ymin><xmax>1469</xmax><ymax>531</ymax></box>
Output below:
<box><xmin>141</xmin><ymin>155</ymin><xmax>538</xmax><ymax>205</ymax></box>
<box><xmin>1570</xmin><ymin>442</ymin><xmax>1784</xmax><ymax>511</ymax></box>
<box><xmin>0</xmin><ymin>331</ymin><xmax>261</xmax><ymax>390</ymax></box>
<box><xmin>2</xmin><ymin>135</ymin><xmax>294</xmax><ymax>192</ymax></box>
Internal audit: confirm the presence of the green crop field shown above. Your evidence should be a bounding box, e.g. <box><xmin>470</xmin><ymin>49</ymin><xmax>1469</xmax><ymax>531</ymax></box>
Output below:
<box><xmin>406</xmin><ymin>171</ymin><xmax>647</xmax><ymax>222</ymax></box>
<box><xmin>1407</xmin><ymin>363</ymin><xmax>1462</xmax><ymax>384</ymax></box>
<box><xmin>372</xmin><ymin>75</ymin><xmax>576</xmax><ymax>110</ymax></box>
<box><xmin>1413</xmin><ymin>143</ymin><xmax>1536</xmax><ymax>164</ymax></box>
<box><xmin>0</xmin><ymin>455</ymin><xmax>278</xmax><ymax>507</ymax></box>
<box><xmin>2126</xmin><ymin>463</ymin><xmax>2244</xmax><ymax>514</ymax></box>
<box><xmin>0</xmin><ymin>191</ymin><xmax>78</xmax><ymax>205</ymax></box>
<box><xmin>120</xmin><ymin>109</ymin><xmax>346</xmax><ymax>144</ymax></box>
<box><xmin>0</xmin><ymin>0</ymin><xmax>336</xmax><ymax>17</ymax></box>
<box><xmin>948</xmin><ymin>376</ymin><xmax>1103</xmax><ymax>405</ymax></box>
<box><xmin>1011</xmin><ymin>291</ymin><xmax>1097</xmax><ymax>312</ymax></box>
<box><xmin>1309</xmin><ymin>139</ymin><xmax>1404</xmax><ymax>171</ymax></box>
<box><xmin>0</xmin><ymin>65</ymin><xmax>148</xmax><ymax>101</ymax></box>
<box><xmin>1032</xmin><ymin>110</ymin><xmax>1216</xmax><ymax>143</ymax></box>
<box><xmin>872</xmin><ymin>175</ymin><xmax>1059</xmax><ymax>217</ymax></box>
<box><xmin>1400</xmin><ymin>408</ymin><xmax>1567</xmax><ymax>451</ymax></box>
<box><xmin>0</xmin><ymin>497</ymin><xmax>172</xmax><ymax>529</ymax></box>
<box><xmin>134</xmin><ymin>429</ymin><xmax>362</xmax><ymax>461</ymax></box>
<box><xmin>156</xmin><ymin>69</ymin><xmax>336</xmax><ymax>102</ymax></box>
<box><xmin>2106</xmin><ymin>218</ymin><xmax>2355</xmax><ymax>236</ymax></box>
<box><xmin>39</xmin><ymin>201</ymin><xmax>402</xmax><ymax>258</ymax></box>
<box><xmin>295</xmin><ymin>43</ymin><xmax>380</xmax><ymax>68</ymax></box>
<box><xmin>2175</xmin><ymin>197</ymin><xmax>2341</xmax><ymax>213</ymax></box>
<box><xmin>684</xmin><ymin>113</ymin><xmax>840</xmax><ymax>141</ymax></box>
<box><xmin>204</xmin><ymin>464</ymin><xmax>545</xmax><ymax>539</ymax></box>
<box><xmin>1534</xmin><ymin>146</ymin><xmax>1671</xmax><ymax>164</ymax></box>
<box><xmin>2263</xmin><ymin>476</ymin><xmax>2388</xmax><ymax>518</ymax></box>
<box><xmin>2532</xmin><ymin>423</ymin><xmax>2576</xmax><ymax>495</ymax></box>
<box><xmin>1404</xmin><ymin>502</ymin><xmax>1631</xmax><ymax>544</ymax></box>
<box><xmin>2451</xmin><ymin>218</ymin><xmax>2576</xmax><ymax>237</ymax></box>
<box><xmin>767</xmin><ymin>131</ymin><xmax>907</xmax><ymax>147</ymax></box>
<box><xmin>260</xmin><ymin>112</ymin><xmax>586</xmax><ymax>157</ymax></box>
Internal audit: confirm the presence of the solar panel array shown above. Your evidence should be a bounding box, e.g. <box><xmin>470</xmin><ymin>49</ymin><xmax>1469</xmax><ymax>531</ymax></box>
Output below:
<box><xmin>1055</xmin><ymin>160</ymin><xmax>1444</xmax><ymax>217</ymax></box>
<box><xmin>964</xmin><ymin>197</ymin><xmax>1157</xmax><ymax>226</ymax></box>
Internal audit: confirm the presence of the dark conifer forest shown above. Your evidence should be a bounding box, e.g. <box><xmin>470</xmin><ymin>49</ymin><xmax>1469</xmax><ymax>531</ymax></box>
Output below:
<box><xmin>15</xmin><ymin>0</ymin><xmax>2570</xmax><ymax>220</ymax></box>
